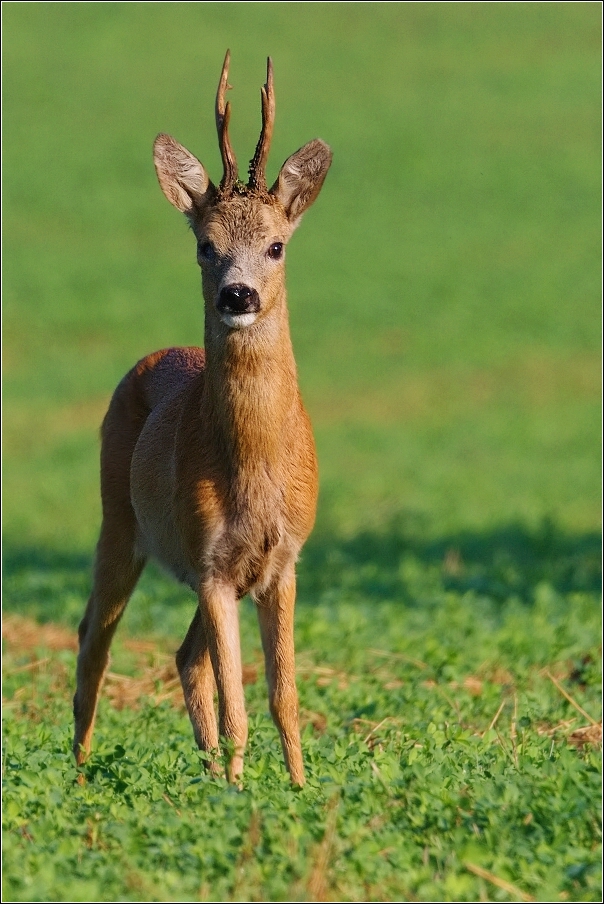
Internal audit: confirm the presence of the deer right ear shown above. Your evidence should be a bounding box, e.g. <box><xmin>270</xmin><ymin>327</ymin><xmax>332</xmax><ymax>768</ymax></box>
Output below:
<box><xmin>271</xmin><ymin>139</ymin><xmax>332</xmax><ymax>226</ymax></box>
<box><xmin>153</xmin><ymin>134</ymin><xmax>213</xmax><ymax>215</ymax></box>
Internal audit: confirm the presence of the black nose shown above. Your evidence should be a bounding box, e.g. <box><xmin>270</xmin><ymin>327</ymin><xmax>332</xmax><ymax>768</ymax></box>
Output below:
<box><xmin>217</xmin><ymin>284</ymin><xmax>260</xmax><ymax>315</ymax></box>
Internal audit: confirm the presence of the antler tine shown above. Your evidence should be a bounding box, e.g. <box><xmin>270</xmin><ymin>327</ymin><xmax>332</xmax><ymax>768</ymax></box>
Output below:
<box><xmin>216</xmin><ymin>49</ymin><xmax>238</xmax><ymax>189</ymax></box>
<box><xmin>248</xmin><ymin>57</ymin><xmax>275</xmax><ymax>192</ymax></box>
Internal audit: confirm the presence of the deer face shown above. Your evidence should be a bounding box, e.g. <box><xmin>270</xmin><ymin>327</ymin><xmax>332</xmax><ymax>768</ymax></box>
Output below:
<box><xmin>192</xmin><ymin>195</ymin><xmax>290</xmax><ymax>329</ymax></box>
<box><xmin>153</xmin><ymin>53</ymin><xmax>331</xmax><ymax>331</ymax></box>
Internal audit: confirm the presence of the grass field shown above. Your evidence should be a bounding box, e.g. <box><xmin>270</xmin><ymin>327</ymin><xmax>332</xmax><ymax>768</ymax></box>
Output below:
<box><xmin>2</xmin><ymin>3</ymin><xmax>602</xmax><ymax>901</ymax></box>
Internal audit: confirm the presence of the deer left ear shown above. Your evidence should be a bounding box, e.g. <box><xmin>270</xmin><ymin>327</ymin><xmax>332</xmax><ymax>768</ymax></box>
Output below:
<box><xmin>271</xmin><ymin>139</ymin><xmax>332</xmax><ymax>225</ymax></box>
<box><xmin>153</xmin><ymin>133</ymin><xmax>214</xmax><ymax>216</ymax></box>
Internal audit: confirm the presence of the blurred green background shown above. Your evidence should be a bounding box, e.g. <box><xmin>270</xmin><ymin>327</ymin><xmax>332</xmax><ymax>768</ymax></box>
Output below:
<box><xmin>3</xmin><ymin>2</ymin><xmax>601</xmax><ymax>621</ymax></box>
<box><xmin>3</xmin><ymin>9</ymin><xmax>601</xmax><ymax>899</ymax></box>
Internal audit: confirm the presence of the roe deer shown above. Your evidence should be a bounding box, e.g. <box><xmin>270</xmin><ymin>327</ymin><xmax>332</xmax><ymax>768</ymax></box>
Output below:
<box><xmin>73</xmin><ymin>51</ymin><xmax>332</xmax><ymax>785</ymax></box>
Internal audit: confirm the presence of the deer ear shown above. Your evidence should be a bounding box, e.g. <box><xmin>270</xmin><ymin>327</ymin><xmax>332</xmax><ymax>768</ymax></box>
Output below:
<box><xmin>271</xmin><ymin>139</ymin><xmax>332</xmax><ymax>225</ymax></box>
<box><xmin>153</xmin><ymin>134</ymin><xmax>213</xmax><ymax>215</ymax></box>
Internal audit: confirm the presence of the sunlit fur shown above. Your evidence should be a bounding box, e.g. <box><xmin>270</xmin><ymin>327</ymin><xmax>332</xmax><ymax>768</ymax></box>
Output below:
<box><xmin>73</xmin><ymin>62</ymin><xmax>332</xmax><ymax>786</ymax></box>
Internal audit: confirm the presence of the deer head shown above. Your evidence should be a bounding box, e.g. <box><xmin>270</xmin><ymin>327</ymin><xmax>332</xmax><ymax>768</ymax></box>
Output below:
<box><xmin>152</xmin><ymin>51</ymin><xmax>332</xmax><ymax>331</ymax></box>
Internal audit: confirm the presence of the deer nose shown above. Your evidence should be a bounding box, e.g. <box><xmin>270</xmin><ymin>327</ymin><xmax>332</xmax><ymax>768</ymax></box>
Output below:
<box><xmin>217</xmin><ymin>284</ymin><xmax>260</xmax><ymax>315</ymax></box>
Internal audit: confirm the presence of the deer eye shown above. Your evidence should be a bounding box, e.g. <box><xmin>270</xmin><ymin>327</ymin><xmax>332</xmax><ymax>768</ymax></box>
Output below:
<box><xmin>197</xmin><ymin>241</ymin><xmax>215</xmax><ymax>263</ymax></box>
<box><xmin>267</xmin><ymin>242</ymin><xmax>283</xmax><ymax>261</ymax></box>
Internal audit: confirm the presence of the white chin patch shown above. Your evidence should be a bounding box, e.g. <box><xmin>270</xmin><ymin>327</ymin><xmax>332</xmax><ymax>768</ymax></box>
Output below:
<box><xmin>220</xmin><ymin>312</ymin><xmax>258</xmax><ymax>329</ymax></box>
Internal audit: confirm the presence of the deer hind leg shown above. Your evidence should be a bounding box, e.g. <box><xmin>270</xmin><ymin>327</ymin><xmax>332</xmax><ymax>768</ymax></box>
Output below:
<box><xmin>176</xmin><ymin>607</ymin><xmax>220</xmax><ymax>772</ymax></box>
<box><xmin>73</xmin><ymin>519</ymin><xmax>145</xmax><ymax>766</ymax></box>
<box><xmin>254</xmin><ymin>563</ymin><xmax>305</xmax><ymax>786</ymax></box>
<box><xmin>196</xmin><ymin>578</ymin><xmax>247</xmax><ymax>783</ymax></box>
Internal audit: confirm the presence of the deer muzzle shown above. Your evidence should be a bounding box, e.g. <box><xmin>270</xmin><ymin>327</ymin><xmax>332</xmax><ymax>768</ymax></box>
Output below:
<box><xmin>217</xmin><ymin>283</ymin><xmax>261</xmax><ymax>328</ymax></box>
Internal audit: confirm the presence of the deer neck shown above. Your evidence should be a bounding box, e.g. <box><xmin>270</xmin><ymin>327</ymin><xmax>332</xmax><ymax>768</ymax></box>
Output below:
<box><xmin>203</xmin><ymin>294</ymin><xmax>299</xmax><ymax>475</ymax></box>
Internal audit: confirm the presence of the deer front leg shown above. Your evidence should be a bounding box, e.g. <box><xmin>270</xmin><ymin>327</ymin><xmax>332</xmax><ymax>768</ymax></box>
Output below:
<box><xmin>199</xmin><ymin>578</ymin><xmax>248</xmax><ymax>783</ymax></box>
<box><xmin>255</xmin><ymin>564</ymin><xmax>305</xmax><ymax>786</ymax></box>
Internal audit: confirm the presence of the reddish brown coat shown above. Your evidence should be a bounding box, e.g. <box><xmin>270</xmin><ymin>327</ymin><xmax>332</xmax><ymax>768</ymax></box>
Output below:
<box><xmin>73</xmin><ymin>53</ymin><xmax>331</xmax><ymax>785</ymax></box>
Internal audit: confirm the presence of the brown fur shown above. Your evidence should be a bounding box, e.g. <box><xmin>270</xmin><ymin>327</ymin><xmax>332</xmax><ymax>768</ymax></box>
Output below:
<box><xmin>73</xmin><ymin>56</ymin><xmax>332</xmax><ymax>785</ymax></box>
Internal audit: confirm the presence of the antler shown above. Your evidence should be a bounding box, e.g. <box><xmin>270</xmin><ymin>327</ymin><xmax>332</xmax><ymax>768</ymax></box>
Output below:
<box><xmin>216</xmin><ymin>49</ymin><xmax>238</xmax><ymax>190</ymax></box>
<box><xmin>248</xmin><ymin>57</ymin><xmax>275</xmax><ymax>193</ymax></box>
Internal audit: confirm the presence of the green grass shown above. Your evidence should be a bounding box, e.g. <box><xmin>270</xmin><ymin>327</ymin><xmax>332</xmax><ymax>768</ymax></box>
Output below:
<box><xmin>3</xmin><ymin>568</ymin><xmax>602</xmax><ymax>902</ymax></box>
<box><xmin>2</xmin><ymin>2</ymin><xmax>601</xmax><ymax>901</ymax></box>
